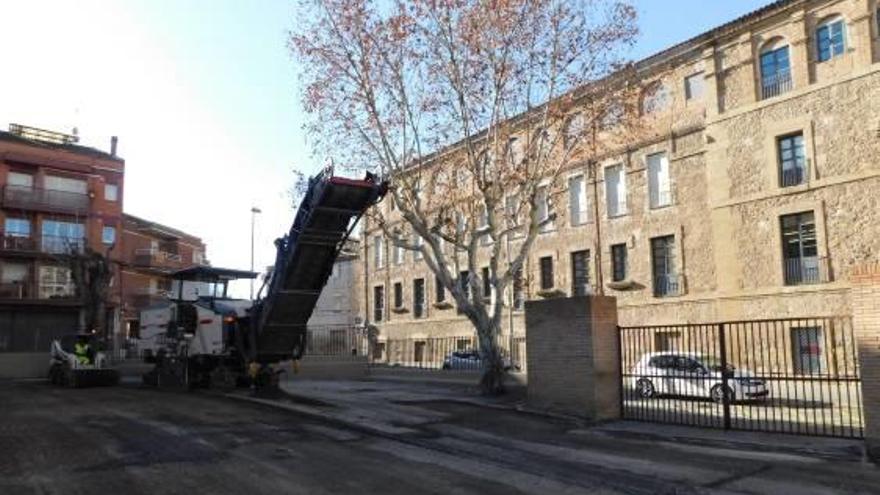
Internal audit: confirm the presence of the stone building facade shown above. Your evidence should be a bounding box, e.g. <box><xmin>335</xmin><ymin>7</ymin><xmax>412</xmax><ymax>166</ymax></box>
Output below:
<box><xmin>358</xmin><ymin>0</ymin><xmax>880</xmax><ymax>354</ymax></box>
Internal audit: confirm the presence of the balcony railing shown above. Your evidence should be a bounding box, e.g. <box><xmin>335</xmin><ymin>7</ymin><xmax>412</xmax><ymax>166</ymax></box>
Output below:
<box><xmin>1</xmin><ymin>234</ymin><xmax>37</xmax><ymax>251</ymax></box>
<box><xmin>133</xmin><ymin>248</ymin><xmax>183</xmax><ymax>268</ymax></box>
<box><xmin>780</xmin><ymin>163</ymin><xmax>808</xmax><ymax>188</ymax></box>
<box><xmin>761</xmin><ymin>70</ymin><xmax>793</xmax><ymax>100</ymax></box>
<box><xmin>2</xmin><ymin>185</ymin><xmax>90</xmax><ymax>215</ymax></box>
<box><xmin>0</xmin><ymin>282</ymin><xmax>32</xmax><ymax>299</ymax></box>
<box><xmin>653</xmin><ymin>273</ymin><xmax>683</xmax><ymax>297</ymax></box>
<box><xmin>41</xmin><ymin>235</ymin><xmax>86</xmax><ymax>254</ymax></box>
<box><xmin>784</xmin><ymin>256</ymin><xmax>829</xmax><ymax>286</ymax></box>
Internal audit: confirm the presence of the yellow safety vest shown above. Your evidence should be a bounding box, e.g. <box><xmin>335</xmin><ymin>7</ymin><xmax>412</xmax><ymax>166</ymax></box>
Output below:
<box><xmin>74</xmin><ymin>342</ymin><xmax>91</xmax><ymax>365</ymax></box>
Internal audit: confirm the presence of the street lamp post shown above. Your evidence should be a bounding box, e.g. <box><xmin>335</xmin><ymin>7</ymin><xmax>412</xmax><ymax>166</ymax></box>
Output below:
<box><xmin>250</xmin><ymin>206</ymin><xmax>262</xmax><ymax>300</ymax></box>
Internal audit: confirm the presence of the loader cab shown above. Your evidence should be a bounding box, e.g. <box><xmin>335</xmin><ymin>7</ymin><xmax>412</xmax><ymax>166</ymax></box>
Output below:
<box><xmin>168</xmin><ymin>266</ymin><xmax>258</xmax><ymax>305</ymax></box>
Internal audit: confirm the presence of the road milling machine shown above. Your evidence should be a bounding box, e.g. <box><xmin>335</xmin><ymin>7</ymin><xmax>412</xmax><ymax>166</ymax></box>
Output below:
<box><xmin>139</xmin><ymin>168</ymin><xmax>386</xmax><ymax>390</ymax></box>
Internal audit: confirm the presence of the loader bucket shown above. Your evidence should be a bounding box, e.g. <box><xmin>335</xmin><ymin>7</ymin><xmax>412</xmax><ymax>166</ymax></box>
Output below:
<box><xmin>69</xmin><ymin>369</ymin><xmax>120</xmax><ymax>388</ymax></box>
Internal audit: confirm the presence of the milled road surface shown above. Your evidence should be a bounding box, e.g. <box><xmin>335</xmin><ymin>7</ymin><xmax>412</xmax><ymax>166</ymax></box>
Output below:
<box><xmin>2</xmin><ymin>379</ymin><xmax>880</xmax><ymax>494</ymax></box>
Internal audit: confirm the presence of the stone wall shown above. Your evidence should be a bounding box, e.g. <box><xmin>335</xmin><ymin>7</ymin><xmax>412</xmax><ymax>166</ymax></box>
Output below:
<box><xmin>851</xmin><ymin>262</ymin><xmax>880</xmax><ymax>461</ymax></box>
<box><xmin>525</xmin><ymin>296</ymin><xmax>619</xmax><ymax>420</ymax></box>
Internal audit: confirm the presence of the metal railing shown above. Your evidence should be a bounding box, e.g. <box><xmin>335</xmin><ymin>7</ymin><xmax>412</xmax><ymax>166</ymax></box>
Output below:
<box><xmin>780</xmin><ymin>163</ymin><xmax>808</xmax><ymax>187</ymax></box>
<box><xmin>761</xmin><ymin>70</ymin><xmax>793</xmax><ymax>100</ymax></box>
<box><xmin>784</xmin><ymin>256</ymin><xmax>829</xmax><ymax>286</ymax></box>
<box><xmin>41</xmin><ymin>235</ymin><xmax>86</xmax><ymax>254</ymax></box>
<box><xmin>0</xmin><ymin>234</ymin><xmax>37</xmax><ymax>251</ymax></box>
<box><xmin>653</xmin><ymin>273</ymin><xmax>683</xmax><ymax>297</ymax></box>
<box><xmin>0</xmin><ymin>282</ymin><xmax>32</xmax><ymax>299</ymax></box>
<box><xmin>134</xmin><ymin>248</ymin><xmax>183</xmax><ymax>268</ymax></box>
<box><xmin>2</xmin><ymin>185</ymin><xmax>89</xmax><ymax>214</ymax></box>
<box><xmin>306</xmin><ymin>326</ymin><xmax>369</xmax><ymax>357</ymax></box>
<box><xmin>373</xmin><ymin>334</ymin><xmax>527</xmax><ymax>372</ymax></box>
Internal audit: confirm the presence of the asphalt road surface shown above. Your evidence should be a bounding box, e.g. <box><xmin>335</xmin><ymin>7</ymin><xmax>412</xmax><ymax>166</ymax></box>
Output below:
<box><xmin>2</xmin><ymin>379</ymin><xmax>880</xmax><ymax>494</ymax></box>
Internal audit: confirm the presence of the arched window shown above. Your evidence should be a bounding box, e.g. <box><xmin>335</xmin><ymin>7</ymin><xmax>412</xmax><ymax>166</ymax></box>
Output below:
<box><xmin>641</xmin><ymin>81</ymin><xmax>670</xmax><ymax>115</ymax></box>
<box><xmin>816</xmin><ymin>16</ymin><xmax>846</xmax><ymax>62</ymax></box>
<box><xmin>759</xmin><ymin>38</ymin><xmax>792</xmax><ymax>99</ymax></box>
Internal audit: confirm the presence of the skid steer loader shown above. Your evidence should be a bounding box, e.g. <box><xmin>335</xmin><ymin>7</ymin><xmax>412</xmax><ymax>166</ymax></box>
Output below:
<box><xmin>48</xmin><ymin>334</ymin><xmax>119</xmax><ymax>387</ymax></box>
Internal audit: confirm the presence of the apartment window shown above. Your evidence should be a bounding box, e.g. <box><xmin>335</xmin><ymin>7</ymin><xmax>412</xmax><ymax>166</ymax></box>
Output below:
<box><xmin>4</xmin><ymin>218</ymin><xmax>30</xmax><ymax>238</ymax></box>
<box><xmin>642</xmin><ymin>81</ymin><xmax>670</xmax><ymax>114</ymax></box>
<box><xmin>512</xmin><ymin>266</ymin><xmax>524</xmax><ymax>311</ymax></box>
<box><xmin>791</xmin><ymin>326</ymin><xmax>824</xmax><ymax>375</ymax></box>
<box><xmin>817</xmin><ymin>18</ymin><xmax>845</xmax><ymax>62</ymax></box>
<box><xmin>193</xmin><ymin>250</ymin><xmax>205</xmax><ymax>265</ymax></box>
<box><xmin>373</xmin><ymin>286</ymin><xmax>385</xmax><ymax>322</ymax></box>
<box><xmin>481</xmin><ymin>266</ymin><xmax>491</xmax><ymax>299</ymax></box>
<box><xmin>393</xmin><ymin>282</ymin><xmax>403</xmax><ymax>309</ymax></box>
<box><xmin>1</xmin><ymin>262</ymin><xmax>28</xmax><ymax>292</ymax></box>
<box><xmin>684</xmin><ymin>72</ymin><xmax>705</xmax><ymax>101</ymax></box>
<box><xmin>39</xmin><ymin>265</ymin><xmax>75</xmax><ymax>299</ymax></box>
<box><xmin>7</xmin><ymin>172</ymin><xmax>33</xmax><ymax>188</ymax></box>
<box><xmin>373</xmin><ymin>235</ymin><xmax>384</xmax><ymax>269</ymax></box>
<box><xmin>102</xmin><ymin>226</ymin><xmax>116</xmax><ymax>245</ymax></box>
<box><xmin>570</xmin><ymin>250</ymin><xmax>590</xmax><ymax>296</ymax></box>
<box><xmin>41</xmin><ymin>221</ymin><xmax>85</xmax><ymax>254</ymax></box>
<box><xmin>601</xmin><ymin>101</ymin><xmax>624</xmax><ymax>129</ymax></box>
<box><xmin>539</xmin><ymin>256</ymin><xmax>554</xmax><ymax>290</ymax></box>
<box><xmin>435</xmin><ymin>275</ymin><xmax>446</xmax><ymax>303</ymax></box>
<box><xmin>777</xmin><ymin>132</ymin><xmax>807</xmax><ymax>187</ymax></box>
<box><xmin>413</xmin><ymin>235</ymin><xmax>423</xmax><ymax>260</ymax></box>
<box><xmin>781</xmin><ymin>211</ymin><xmax>820</xmax><ymax>285</ymax></box>
<box><xmin>647</xmin><ymin>152</ymin><xmax>672</xmax><ymax>208</ymax></box>
<box><xmin>611</xmin><ymin>243</ymin><xmax>628</xmax><ymax>282</ymax></box>
<box><xmin>505</xmin><ymin>194</ymin><xmax>523</xmax><ymax>237</ymax></box>
<box><xmin>536</xmin><ymin>185</ymin><xmax>553</xmax><ymax>232</ymax></box>
<box><xmin>564</xmin><ymin>113</ymin><xmax>585</xmax><ymax>148</ymax></box>
<box><xmin>760</xmin><ymin>44</ymin><xmax>792</xmax><ymax>99</ymax></box>
<box><xmin>568</xmin><ymin>175</ymin><xmax>588</xmax><ymax>226</ymax></box>
<box><xmin>393</xmin><ymin>232</ymin><xmax>405</xmax><ymax>265</ymax></box>
<box><xmin>44</xmin><ymin>175</ymin><xmax>87</xmax><ymax>194</ymax></box>
<box><xmin>104</xmin><ymin>184</ymin><xmax>119</xmax><ymax>202</ymax></box>
<box><xmin>413</xmin><ymin>278</ymin><xmax>425</xmax><ymax>318</ymax></box>
<box><xmin>605</xmin><ymin>164</ymin><xmax>626</xmax><ymax>217</ymax></box>
<box><xmin>651</xmin><ymin>235</ymin><xmax>679</xmax><ymax>297</ymax></box>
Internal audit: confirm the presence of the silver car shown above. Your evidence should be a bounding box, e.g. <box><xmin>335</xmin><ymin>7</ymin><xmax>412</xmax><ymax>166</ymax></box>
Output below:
<box><xmin>631</xmin><ymin>352</ymin><xmax>769</xmax><ymax>403</ymax></box>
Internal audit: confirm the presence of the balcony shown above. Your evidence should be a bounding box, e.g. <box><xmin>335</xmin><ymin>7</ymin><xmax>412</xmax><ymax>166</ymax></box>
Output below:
<box><xmin>0</xmin><ymin>282</ymin><xmax>33</xmax><ymax>299</ymax></box>
<box><xmin>783</xmin><ymin>256</ymin><xmax>829</xmax><ymax>286</ymax></box>
<box><xmin>41</xmin><ymin>235</ymin><xmax>86</xmax><ymax>255</ymax></box>
<box><xmin>2</xmin><ymin>185</ymin><xmax>90</xmax><ymax>215</ymax></box>
<box><xmin>133</xmin><ymin>248</ymin><xmax>184</xmax><ymax>269</ymax></box>
<box><xmin>1</xmin><ymin>234</ymin><xmax>37</xmax><ymax>252</ymax></box>
<box><xmin>761</xmin><ymin>70</ymin><xmax>793</xmax><ymax>100</ymax></box>
<box><xmin>780</xmin><ymin>163</ymin><xmax>808</xmax><ymax>188</ymax></box>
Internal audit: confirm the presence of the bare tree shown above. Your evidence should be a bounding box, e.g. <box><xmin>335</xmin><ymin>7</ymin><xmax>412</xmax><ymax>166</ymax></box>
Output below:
<box><xmin>291</xmin><ymin>0</ymin><xmax>640</xmax><ymax>394</ymax></box>
<box><xmin>67</xmin><ymin>247</ymin><xmax>114</xmax><ymax>340</ymax></box>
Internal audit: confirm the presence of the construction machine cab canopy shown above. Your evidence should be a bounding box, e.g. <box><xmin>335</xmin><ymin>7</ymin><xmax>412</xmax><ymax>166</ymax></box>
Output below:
<box><xmin>170</xmin><ymin>266</ymin><xmax>258</xmax><ymax>301</ymax></box>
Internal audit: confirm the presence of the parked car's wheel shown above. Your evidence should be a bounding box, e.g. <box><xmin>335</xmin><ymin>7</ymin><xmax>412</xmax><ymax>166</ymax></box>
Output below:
<box><xmin>710</xmin><ymin>384</ymin><xmax>734</xmax><ymax>404</ymax></box>
<box><xmin>636</xmin><ymin>378</ymin><xmax>656</xmax><ymax>398</ymax></box>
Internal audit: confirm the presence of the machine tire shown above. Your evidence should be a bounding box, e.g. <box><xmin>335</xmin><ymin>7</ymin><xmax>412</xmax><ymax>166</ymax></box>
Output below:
<box><xmin>710</xmin><ymin>384</ymin><xmax>734</xmax><ymax>404</ymax></box>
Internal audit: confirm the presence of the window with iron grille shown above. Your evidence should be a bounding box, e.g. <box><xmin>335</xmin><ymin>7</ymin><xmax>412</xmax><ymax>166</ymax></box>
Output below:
<box><xmin>539</xmin><ymin>256</ymin><xmax>554</xmax><ymax>290</ymax></box>
<box><xmin>393</xmin><ymin>282</ymin><xmax>403</xmax><ymax>308</ymax></box>
<box><xmin>413</xmin><ymin>278</ymin><xmax>425</xmax><ymax>318</ymax></box>
<box><xmin>777</xmin><ymin>133</ymin><xmax>807</xmax><ymax>187</ymax></box>
<box><xmin>816</xmin><ymin>18</ymin><xmax>845</xmax><ymax>62</ymax></box>
<box><xmin>781</xmin><ymin>211</ymin><xmax>820</xmax><ymax>285</ymax></box>
<box><xmin>570</xmin><ymin>250</ymin><xmax>590</xmax><ymax>296</ymax></box>
<box><xmin>650</xmin><ymin>235</ymin><xmax>678</xmax><ymax>297</ymax></box>
<box><xmin>373</xmin><ymin>286</ymin><xmax>384</xmax><ymax>322</ymax></box>
<box><xmin>435</xmin><ymin>275</ymin><xmax>446</xmax><ymax>303</ymax></box>
<box><xmin>759</xmin><ymin>45</ymin><xmax>792</xmax><ymax>99</ymax></box>
<box><xmin>481</xmin><ymin>266</ymin><xmax>491</xmax><ymax>299</ymax></box>
<box><xmin>611</xmin><ymin>243</ymin><xmax>628</xmax><ymax>282</ymax></box>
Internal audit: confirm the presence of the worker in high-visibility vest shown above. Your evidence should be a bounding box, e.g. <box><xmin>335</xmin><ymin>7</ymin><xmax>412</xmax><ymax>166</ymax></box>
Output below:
<box><xmin>73</xmin><ymin>336</ymin><xmax>91</xmax><ymax>365</ymax></box>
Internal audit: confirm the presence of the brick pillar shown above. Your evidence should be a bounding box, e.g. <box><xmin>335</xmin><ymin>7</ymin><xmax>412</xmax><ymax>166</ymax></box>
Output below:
<box><xmin>851</xmin><ymin>262</ymin><xmax>880</xmax><ymax>461</ymax></box>
<box><xmin>524</xmin><ymin>295</ymin><xmax>619</xmax><ymax>420</ymax></box>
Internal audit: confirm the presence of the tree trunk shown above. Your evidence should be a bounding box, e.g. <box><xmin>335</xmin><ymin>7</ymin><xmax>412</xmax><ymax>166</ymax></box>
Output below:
<box><xmin>477</xmin><ymin>320</ymin><xmax>506</xmax><ymax>396</ymax></box>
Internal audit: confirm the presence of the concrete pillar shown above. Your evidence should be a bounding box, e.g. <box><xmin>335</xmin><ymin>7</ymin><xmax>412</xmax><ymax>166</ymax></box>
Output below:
<box><xmin>851</xmin><ymin>262</ymin><xmax>880</xmax><ymax>461</ymax></box>
<box><xmin>524</xmin><ymin>295</ymin><xmax>619</xmax><ymax>420</ymax></box>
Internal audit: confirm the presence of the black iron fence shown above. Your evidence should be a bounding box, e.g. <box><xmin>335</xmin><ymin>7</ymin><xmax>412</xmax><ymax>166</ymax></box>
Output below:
<box><xmin>373</xmin><ymin>335</ymin><xmax>527</xmax><ymax>372</ymax></box>
<box><xmin>619</xmin><ymin>316</ymin><xmax>864</xmax><ymax>438</ymax></box>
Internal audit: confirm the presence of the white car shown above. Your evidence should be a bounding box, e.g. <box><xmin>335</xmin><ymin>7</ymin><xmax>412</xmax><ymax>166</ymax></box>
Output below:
<box><xmin>631</xmin><ymin>352</ymin><xmax>768</xmax><ymax>403</ymax></box>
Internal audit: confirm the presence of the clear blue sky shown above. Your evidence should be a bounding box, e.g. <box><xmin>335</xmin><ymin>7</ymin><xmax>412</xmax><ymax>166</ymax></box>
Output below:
<box><xmin>0</xmin><ymin>0</ymin><xmax>770</xmax><ymax>297</ymax></box>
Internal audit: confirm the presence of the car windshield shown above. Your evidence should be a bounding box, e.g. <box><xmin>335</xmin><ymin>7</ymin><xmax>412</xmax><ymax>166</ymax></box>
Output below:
<box><xmin>699</xmin><ymin>356</ymin><xmax>735</xmax><ymax>372</ymax></box>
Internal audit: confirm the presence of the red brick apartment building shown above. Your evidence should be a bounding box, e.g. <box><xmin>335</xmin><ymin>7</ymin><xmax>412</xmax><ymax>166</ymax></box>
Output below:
<box><xmin>0</xmin><ymin>124</ymin><xmax>209</xmax><ymax>376</ymax></box>
<box><xmin>0</xmin><ymin>124</ymin><xmax>124</xmax><ymax>374</ymax></box>
<box><xmin>119</xmin><ymin>213</ymin><xmax>207</xmax><ymax>338</ymax></box>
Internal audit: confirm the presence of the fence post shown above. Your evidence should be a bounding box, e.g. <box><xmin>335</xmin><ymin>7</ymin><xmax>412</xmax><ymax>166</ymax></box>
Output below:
<box><xmin>617</xmin><ymin>325</ymin><xmax>624</xmax><ymax>419</ymax></box>
<box><xmin>719</xmin><ymin>322</ymin><xmax>732</xmax><ymax>430</ymax></box>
